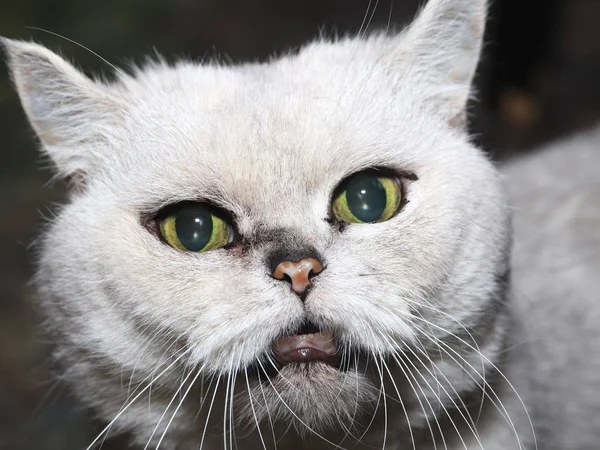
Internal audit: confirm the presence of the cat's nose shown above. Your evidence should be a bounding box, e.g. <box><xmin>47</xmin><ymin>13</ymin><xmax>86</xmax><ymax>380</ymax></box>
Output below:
<box><xmin>272</xmin><ymin>257</ymin><xmax>324</xmax><ymax>297</ymax></box>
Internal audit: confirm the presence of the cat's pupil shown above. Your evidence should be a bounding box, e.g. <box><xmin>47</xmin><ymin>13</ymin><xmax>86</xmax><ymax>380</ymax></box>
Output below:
<box><xmin>175</xmin><ymin>205</ymin><xmax>213</xmax><ymax>251</ymax></box>
<box><xmin>345</xmin><ymin>174</ymin><xmax>387</xmax><ymax>223</ymax></box>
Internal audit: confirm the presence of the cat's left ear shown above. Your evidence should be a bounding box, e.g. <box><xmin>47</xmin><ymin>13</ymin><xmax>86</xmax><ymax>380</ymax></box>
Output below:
<box><xmin>394</xmin><ymin>0</ymin><xmax>487</xmax><ymax>126</ymax></box>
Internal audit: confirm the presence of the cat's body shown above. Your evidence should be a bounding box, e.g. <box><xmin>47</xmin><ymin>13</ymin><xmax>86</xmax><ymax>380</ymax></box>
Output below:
<box><xmin>501</xmin><ymin>127</ymin><xmax>600</xmax><ymax>450</ymax></box>
<box><xmin>3</xmin><ymin>0</ymin><xmax>600</xmax><ymax>448</ymax></box>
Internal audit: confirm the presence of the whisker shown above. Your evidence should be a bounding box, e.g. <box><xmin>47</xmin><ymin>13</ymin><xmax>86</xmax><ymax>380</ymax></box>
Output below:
<box><xmin>410</xmin><ymin>319</ymin><xmax>527</xmax><ymax>450</ymax></box>
<box><xmin>368</xmin><ymin>287</ymin><xmax>535</xmax><ymax>450</ymax></box>
<box><xmin>24</xmin><ymin>27</ymin><xmax>127</xmax><ymax>77</ymax></box>
<box><xmin>354</xmin><ymin>357</ymin><xmax>384</xmax><ymax>445</ymax></box>
<box><xmin>155</xmin><ymin>366</ymin><xmax>204</xmax><ymax>449</ymax></box>
<box><xmin>335</xmin><ymin>337</ymin><xmax>365</xmax><ymax>444</ymax></box>
<box><xmin>194</xmin><ymin>373</ymin><xmax>218</xmax><ymax>423</ymax></box>
<box><xmin>356</xmin><ymin>0</ymin><xmax>374</xmax><ymax>40</ymax></box>
<box><xmin>229</xmin><ymin>370</ymin><xmax>237</xmax><ymax>450</ymax></box>
<box><xmin>199</xmin><ymin>376</ymin><xmax>222</xmax><ymax>450</ymax></box>
<box><xmin>142</xmin><ymin>365</ymin><xmax>197</xmax><ymax>450</ymax></box>
<box><xmin>255</xmin><ymin>359</ymin><xmax>348</xmax><ymax>450</ymax></box>
<box><xmin>85</xmin><ymin>347</ymin><xmax>193</xmax><ymax>450</ymax></box>
<box><xmin>409</xmin><ymin>301</ymin><xmax>491</xmax><ymax>427</ymax></box>
<box><xmin>223</xmin><ymin>371</ymin><xmax>232</xmax><ymax>450</ymax></box>
<box><xmin>263</xmin><ymin>354</ymin><xmax>301</xmax><ymax>394</ymax></box>
<box><xmin>381</xmin><ymin>343</ymin><xmax>442</xmax><ymax>450</ymax></box>
<box><xmin>397</xmin><ymin>344</ymin><xmax>480</xmax><ymax>450</ymax></box>
<box><xmin>372</xmin><ymin>356</ymin><xmax>389</xmax><ymax>450</ymax></box>
<box><xmin>256</xmin><ymin>370</ymin><xmax>278</xmax><ymax>450</ymax></box>
<box><xmin>244</xmin><ymin>369</ymin><xmax>269</xmax><ymax>450</ymax></box>
<box><xmin>381</xmin><ymin>329</ymin><xmax>484</xmax><ymax>449</ymax></box>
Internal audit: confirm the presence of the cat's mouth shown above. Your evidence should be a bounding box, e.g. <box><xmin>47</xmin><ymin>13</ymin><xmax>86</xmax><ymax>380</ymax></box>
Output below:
<box><xmin>272</xmin><ymin>321</ymin><xmax>340</xmax><ymax>370</ymax></box>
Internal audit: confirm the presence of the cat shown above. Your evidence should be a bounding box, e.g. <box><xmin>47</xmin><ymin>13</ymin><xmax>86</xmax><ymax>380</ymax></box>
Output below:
<box><xmin>3</xmin><ymin>0</ymin><xmax>600</xmax><ymax>448</ymax></box>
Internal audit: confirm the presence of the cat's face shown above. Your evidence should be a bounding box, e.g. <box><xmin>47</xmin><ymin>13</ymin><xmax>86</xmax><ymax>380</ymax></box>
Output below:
<box><xmin>4</xmin><ymin>0</ymin><xmax>511</xmax><ymax>445</ymax></box>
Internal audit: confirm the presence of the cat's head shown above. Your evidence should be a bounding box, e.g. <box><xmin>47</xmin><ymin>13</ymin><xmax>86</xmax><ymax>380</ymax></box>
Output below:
<box><xmin>4</xmin><ymin>0</ymin><xmax>511</xmax><ymax>444</ymax></box>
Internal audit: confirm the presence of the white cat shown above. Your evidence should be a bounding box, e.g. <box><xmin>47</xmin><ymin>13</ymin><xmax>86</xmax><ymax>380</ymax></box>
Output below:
<box><xmin>3</xmin><ymin>0</ymin><xmax>600</xmax><ymax>448</ymax></box>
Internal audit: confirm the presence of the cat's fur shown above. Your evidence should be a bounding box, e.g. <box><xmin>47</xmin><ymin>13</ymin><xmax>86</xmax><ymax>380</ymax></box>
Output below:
<box><xmin>3</xmin><ymin>0</ymin><xmax>600</xmax><ymax>448</ymax></box>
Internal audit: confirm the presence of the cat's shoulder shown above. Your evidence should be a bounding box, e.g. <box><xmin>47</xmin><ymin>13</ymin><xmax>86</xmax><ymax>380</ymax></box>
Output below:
<box><xmin>500</xmin><ymin>124</ymin><xmax>600</xmax><ymax>449</ymax></box>
<box><xmin>501</xmin><ymin>124</ymin><xmax>600</xmax><ymax>265</ymax></box>
<box><xmin>501</xmin><ymin>124</ymin><xmax>600</xmax><ymax>190</ymax></box>
<box><xmin>501</xmin><ymin>124</ymin><xmax>599</xmax><ymax>306</ymax></box>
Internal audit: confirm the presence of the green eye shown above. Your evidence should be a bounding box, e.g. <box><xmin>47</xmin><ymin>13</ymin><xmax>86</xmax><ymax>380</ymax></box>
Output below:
<box><xmin>159</xmin><ymin>203</ymin><xmax>233</xmax><ymax>252</ymax></box>
<box><xmin>332</xmin><ymin>173</ymin><xmax>402</xmax><ymax>223</ymax></box>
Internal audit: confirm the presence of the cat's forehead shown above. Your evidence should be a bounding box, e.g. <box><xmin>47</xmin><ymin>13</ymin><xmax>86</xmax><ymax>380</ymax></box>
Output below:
<box><xmin>116</xmin><ymin>42</ymin><xmax>436</xmax><ymax>217</ymax></box>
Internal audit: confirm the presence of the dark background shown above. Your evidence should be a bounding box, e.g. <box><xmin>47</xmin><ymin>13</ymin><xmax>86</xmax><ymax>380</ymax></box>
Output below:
<box><xmin>1</xmin><ymin>0</ymin><xmax>599</xmax><ymax>448</ymax></box>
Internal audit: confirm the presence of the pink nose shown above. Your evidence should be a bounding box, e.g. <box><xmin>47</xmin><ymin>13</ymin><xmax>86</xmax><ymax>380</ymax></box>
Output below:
<box><xmin>272</xmin><ymin>257</ymin><xmax>324</xmax><ymax>294</ymax></box>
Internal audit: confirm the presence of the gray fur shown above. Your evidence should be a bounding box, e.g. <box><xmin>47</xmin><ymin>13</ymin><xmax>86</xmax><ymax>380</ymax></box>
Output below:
<box><xmin>2</xmin><ymin>0</ymin><xmax>600</xmax><ymax>448</ymax></box>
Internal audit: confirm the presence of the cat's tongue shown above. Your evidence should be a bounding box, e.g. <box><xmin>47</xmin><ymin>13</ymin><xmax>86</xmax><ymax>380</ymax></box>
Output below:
<box><xmin>274</xmin><ymin>332</ymin><xmax>339</xmax><ymax>367</ymax></box>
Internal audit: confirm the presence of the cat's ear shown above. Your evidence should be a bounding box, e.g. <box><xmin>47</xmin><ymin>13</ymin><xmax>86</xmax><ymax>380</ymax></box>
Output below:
<box><xmin>394</xmin><ymin>0</ymin><xmax>487</xmax><ymax>126</ymax></box>
<box><xmin>1</xmin><ymin>38</ymin><xmax>124</xmax><ymax>185</ymax></box>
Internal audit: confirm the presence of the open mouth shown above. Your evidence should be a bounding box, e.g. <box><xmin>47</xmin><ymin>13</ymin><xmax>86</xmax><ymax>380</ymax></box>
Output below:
<box><xmin>272</xmin><ymin>321</ymin><xmax>340</xmax><ymax>370</ymax></box>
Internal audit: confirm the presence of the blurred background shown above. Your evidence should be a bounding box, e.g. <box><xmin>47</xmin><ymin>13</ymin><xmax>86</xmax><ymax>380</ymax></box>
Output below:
<box><xmin>1</xmin><ymin>0</ymin><xmax>599</xmax><ymax>448</ymax></box>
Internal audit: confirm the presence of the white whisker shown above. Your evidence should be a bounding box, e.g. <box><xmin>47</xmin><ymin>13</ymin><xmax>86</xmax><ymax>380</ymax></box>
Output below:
<box><xmin>372</xmin><ymin>356</ymin><xmax>389</xmax><ymax>450</ymax></box>
<box><xmin>410</xmin><ymin>318</ymin><xmax>527</xmax><ymax>450</ymax></box>
<box><xmin>155</xmin><ymin>366</ymin><xmax>204</xmax><ymax>449</ymax></box>
<box><xmin>245</xmin><ymin>369</ymin><xmax>269</xmax><ymax>450</ymax></box>
<box><xmin>383</xmin><ymin>343</ymin><xmax>442</xmax><ymax>450</ymax></box>
<box><xmin>86</xmin><ymin>347</ymin><xmax>193</xmax><ymax>450</ymax></box>
<box><xmin>142</xmin><ymin>364</ymin><xmax>197</xmax><ymax>450</ymax></box>
<box><xmin>199</xmin><ymin>376</ymin><xmax>222</xmax><ymax>450</ymax></box>
<box><xmin>255</xmin><ymin>359</ymin><xmax>348</xmax><ymax>450</ymax></box>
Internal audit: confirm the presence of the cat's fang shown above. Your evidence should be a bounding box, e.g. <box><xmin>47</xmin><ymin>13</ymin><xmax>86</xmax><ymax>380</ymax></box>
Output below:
<box><xmin>273</xmin><ymin>332</ymin><xmax>339</xmax><ymax>367</ymax></box>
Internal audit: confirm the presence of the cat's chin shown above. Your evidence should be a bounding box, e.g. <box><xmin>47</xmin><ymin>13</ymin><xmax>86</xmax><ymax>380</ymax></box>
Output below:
<box><xmin>241</xmin><ymin>362</ymin><xmax>379</xmax><ymax>434</ymax></box>
<box><xmin>276</xmin><ymin>361</ymin><xmax>345</xmax><ymax>385</ymax></box>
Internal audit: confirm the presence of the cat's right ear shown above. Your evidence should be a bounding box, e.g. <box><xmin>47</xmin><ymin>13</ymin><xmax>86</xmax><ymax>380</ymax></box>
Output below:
<box><xmin>1</xmin><ymin>38</ymin><xmax>124</xmax><ymax>187</ymax></box>
<box><xmin>390</xmin><ymin>0</ymin><xmax>487</xmax><ymax>128</ymax></box>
